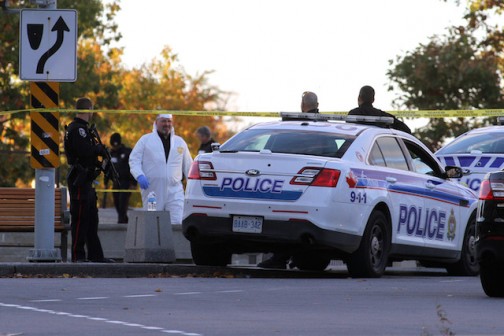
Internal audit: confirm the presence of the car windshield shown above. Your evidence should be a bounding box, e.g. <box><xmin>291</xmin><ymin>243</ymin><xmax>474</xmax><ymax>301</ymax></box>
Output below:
<box><xmin>219</xmin><ymin>129</ymin><xmax>355</xmax><ymax>158</ymax></box>
<box><xmin>438</xmin><ymin>131</ymin><xmax>504</xmax><ymax>154</ymax></box>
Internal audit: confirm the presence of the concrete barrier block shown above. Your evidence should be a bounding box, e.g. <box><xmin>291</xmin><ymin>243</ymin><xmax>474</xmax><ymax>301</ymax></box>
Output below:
<box><xmin>98</xmin><ymin>223</ymin><xmax>127</xmax><ymax>259</ymax></box>
<box><xmin>171</xmin><ymin>224</ymin><xmax>192</xmax><ymax>260</ymax></box>
<box><xmin>125</xmin><ymin>210</ymin><xmax>175</xmax><ymax>263</ymax></box>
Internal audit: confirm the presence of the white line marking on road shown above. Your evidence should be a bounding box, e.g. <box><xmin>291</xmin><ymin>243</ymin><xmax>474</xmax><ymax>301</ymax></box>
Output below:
<box><xmin>162</xmin><ymin>331</ymin><xmax>184</xmax><ymax>334</ymax></box>
<box><xmin>86</xmin><ymin>317</ymin><xmax>107</xmax><ymax>321</ymax></box>
<box><xmin>215</xmin><ymin>290</ymin><xmax>244</xmax><ymax>294</ymax></box>
<box><xmin>439</xmin><ymin>280</ymin><xmax>464</xmax><ymax>283</ymax></box>
<box><xmin>77</xmin><ymin>296</ymin><xmax>109</xmax><ymax>300</ymax></box>
<box><xmin>123</xmin><ymin>294</ymin><xmax>156</xmax><ymax>298</ymax></box>
<box><xmin>0</xmin><ymin>302</ymin><xmax>202</xmax><ymax>336</ymax></box>
<box><xmin>30</xmin><ymin>299</ymin><xmax>62</xmax><ymax>302</ymax></box>
<box><xmin>173</xmin><ymin>292</ymin><xmax>202</xmax><ymax>295</ymax></box>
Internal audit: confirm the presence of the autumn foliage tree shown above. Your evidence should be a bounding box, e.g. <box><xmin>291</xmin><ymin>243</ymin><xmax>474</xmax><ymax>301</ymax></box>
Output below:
<box><xmin>0</xmin><ymin>0</ymin><xmax>229</xmax><ymax>187</ymax></box>
<box><xmin>102</xmin><ymin>46</ymin><xmax>230</xmax><ymax>156</ymax></box>
<box><xmin>387</xmin><ymin>1</ymin><xmax>504</xmax><ymax>151</ymax></box>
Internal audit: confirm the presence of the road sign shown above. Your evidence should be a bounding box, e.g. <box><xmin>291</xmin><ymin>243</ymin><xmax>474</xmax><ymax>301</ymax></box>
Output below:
<box><xmin>20</xmin><ymin>9</ymin><xmax>77</xmax><ymax>82</ymax></box>
<box><xmin>30</xmin><ymin>82</ymin><xmax>60</xmax><ymax>168</ymax></box>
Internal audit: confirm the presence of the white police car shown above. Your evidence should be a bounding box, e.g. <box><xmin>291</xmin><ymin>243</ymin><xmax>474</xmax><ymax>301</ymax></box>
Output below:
<box><xmin>437</xmin><ymin>126</ymin><xmax>504</xmax><ymax>192</ymax></box>
<box><xmin>183</xmin><ymin>113</ymin><xmax>479</xmax><ymax>278</ymax></box>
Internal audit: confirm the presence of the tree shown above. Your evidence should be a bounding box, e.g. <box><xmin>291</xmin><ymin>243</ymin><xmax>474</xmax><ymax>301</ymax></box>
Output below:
<box><xmin>0</xmin><ymin>0</ymin><xmax>122</xmax><ymax>186</ymax></box>
<box><xmin>103</xmin><ymin>46</ymin><xmax>231</xmax><ymax>155</ymax></box>
<box><xmin>0</xmin><ymin>0</ymin><xmax>230</xmax><ymax>187</ymax></box>
<box><xmin>387</xmin><ymin>3</ymin><xmax>504</xmax><ymax>151</ymax></box>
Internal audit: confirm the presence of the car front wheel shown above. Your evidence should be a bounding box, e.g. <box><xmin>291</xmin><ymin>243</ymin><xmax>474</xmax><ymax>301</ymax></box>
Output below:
<box><xmin>291</xmin><ymin>252</ymin><xmax>331</xmax><ymax>272</ymax></box>
<box><xmin>347</xmin><ymin>211</ymin><xmax>390</xmax><ymax>278</ymax></box>
<box><xmin>446</xmin><ymin>216</ymin><xmax>479</xmax><ymax>276</ymax></box>
<box><xmin>190</xmin><ymin>242</ymin><xmax>232</xmax><ymax>267</ymax></box>
<box><xmin>480</xmin><ymin>261</ymin><xmax>504</xmax><ymax>297</ymax></box>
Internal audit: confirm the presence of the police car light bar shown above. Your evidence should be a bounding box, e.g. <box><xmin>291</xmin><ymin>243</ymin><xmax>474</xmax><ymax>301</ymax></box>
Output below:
<box><xmin>280</xmin><ymin>112</ymin><xmax>394</xmax><ymax>125</ymax></box>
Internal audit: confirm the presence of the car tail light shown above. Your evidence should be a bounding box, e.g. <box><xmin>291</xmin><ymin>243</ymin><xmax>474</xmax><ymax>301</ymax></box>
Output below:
<box><xmin>188</xmin><ymin>161</ymin><xmax>216</xmax><ymax>180</ymax></box>
<box><xmin>290</xmin><ymin>167</ymin><xmax>340</xmax><ymax>187</ymax></box>
<box><xmin>479</xmin><ymin>179</ymin><xmax>504</xmax><ymax>200</ymax></box>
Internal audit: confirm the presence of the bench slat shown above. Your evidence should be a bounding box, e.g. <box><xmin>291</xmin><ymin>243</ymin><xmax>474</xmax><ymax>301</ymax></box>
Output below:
<box><xmin>0</xmin><ymin>188</ymin><xmax>67</xmax><ymax>232</ymax></box>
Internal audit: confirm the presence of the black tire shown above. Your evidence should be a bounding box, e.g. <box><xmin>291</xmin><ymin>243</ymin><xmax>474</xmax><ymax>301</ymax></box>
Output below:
<box><xmin>446</xmin><ymin>215</ymin><xmax>479</xmax><ymax>276</ymax></box>
<box><xmin>480</xmin><ymin>262</ymin><xmax>504</xmax><ymax>297</ymax></box>
<box><xmin>291</xmin><ymin>252</ymin><xmax>331</xmax><ymax>272</ymax></box>
<box><xmin>190</xmin><ymin>242</ymin><xmax>232</xmax><ymax>267</ymax></box>
<box><xmin>347</xmin><ymin>211</ymin><xmax>390</xmax><ymax>278</ymax></box>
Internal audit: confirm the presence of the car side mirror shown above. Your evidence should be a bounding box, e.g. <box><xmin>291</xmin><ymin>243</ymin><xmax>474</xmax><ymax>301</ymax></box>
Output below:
<box><xmin>211</xmin><ymin>142</ymin><xmax>221</xmax><ymax>152</ymax></box>
<box><xmin>444</xmin><ymin>166</ymin><xmax>463</xmax><ymax>179</ymax></box>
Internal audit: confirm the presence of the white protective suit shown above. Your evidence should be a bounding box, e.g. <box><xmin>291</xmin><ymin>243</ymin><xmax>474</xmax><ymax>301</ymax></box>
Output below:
<box><xmin>129</xmin><ymin>124</ymin><xmax>193</xmax><ymax>225</ymax></box>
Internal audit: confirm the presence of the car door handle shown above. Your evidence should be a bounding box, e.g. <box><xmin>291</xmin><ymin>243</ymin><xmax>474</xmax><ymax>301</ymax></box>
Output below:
<box><xmin>386</xmin><ymin>177</ymin><xmax>397</xmax><ymax>184</ymax></box>
<box><xmin>425</xmin><ymin>182</ymin><xmax>436</xmax><ymax>189</ymax></box>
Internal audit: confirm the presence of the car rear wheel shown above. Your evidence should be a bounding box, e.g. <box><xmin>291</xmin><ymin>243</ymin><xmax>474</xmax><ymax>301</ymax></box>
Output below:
<box><xmin>291</xmin><ymin>252</ymin><xmax>331</xmax><ymax>272</ymax></box>
<box><xmin>190</xmin><ymin>242</ymin><xmax>232</xmax><ymax>267</ymax></box>
<box><xmin>480</xmin><ymin>261</ymin><xmax>504</xmax><ymax>297</ymax></box>
<box><xmin>347</xmin><ymin>211</ymin><xmax>390</xmax><ymax>278</ymax></box>
<box><xmin>445</xmin><ymin>216</ymin><xmax>479</xmax><ymax>276</ymax></box>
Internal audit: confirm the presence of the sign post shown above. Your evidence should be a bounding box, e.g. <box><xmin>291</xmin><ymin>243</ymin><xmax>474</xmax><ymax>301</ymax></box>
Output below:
<box><xmin>28</xmin><ymin>82</ymin><xmax>61</xmax><ymax>261</ymax></box>
<box><xmin>18</xmin><ymin>0</ymin><xmax>78</xmax><ymax>261</ymax></box>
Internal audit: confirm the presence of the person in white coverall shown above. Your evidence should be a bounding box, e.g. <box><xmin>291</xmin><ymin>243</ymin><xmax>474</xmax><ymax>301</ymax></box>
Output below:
<box><xmin>129</xmin><ymin>114</ymin><xmax>193</xmax><ymax>225</ymax></box>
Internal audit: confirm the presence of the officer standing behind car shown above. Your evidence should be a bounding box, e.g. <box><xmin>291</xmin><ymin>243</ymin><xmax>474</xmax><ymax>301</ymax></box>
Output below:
<box><xmin>196</xmin><ymin>126</ymin><xmax>215</xmax><ymax>154</ymax></box>
<box><xmin>107</xmin><ymin>133</ymin><xmax>136</xmax><ymax>223</ymax></box>
<box><xmin>348</xmin><ymin>85</ymin><xmax>411</xmax><ymax>134</ymax></box>
<box><xmin>301</xmin><ymin>91</ymin><xmax>319</xmax><ymax>113</ymax></box>
<box><xmin>258</xmin><ymin>91</ymin><xmax>321</xmax><ymax>270</ymax></box>
<box><xmin>64</xmin><ymin>98</ymin><xmax>111</xmax><ymax>263</ymax></box>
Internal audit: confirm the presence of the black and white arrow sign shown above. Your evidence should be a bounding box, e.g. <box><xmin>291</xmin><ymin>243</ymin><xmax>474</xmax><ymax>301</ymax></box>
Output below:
<box><xmin>36</xmin><ymin>16</ymin><xmax>70</xmax><ymax>74</ymax></box>
<box><xmin>20</xmin><ymin>9</ymin><xmax>78</xmax><ymax>82</ymax></box>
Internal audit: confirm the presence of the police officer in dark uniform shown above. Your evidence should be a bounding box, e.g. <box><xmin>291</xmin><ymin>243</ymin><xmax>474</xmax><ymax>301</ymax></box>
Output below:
<box><xmin>107</xmin><ymin>133</ymin><xmax>136</xmax><ymax>223</ymax></box>
<box><xmin>64</xmin><ymin>97</ymin><xmax>110</xmax><ymax>263</ymax></box>
<box><xmin>195</xmin><ymin>126</ymin><xmax>215</xmax><ymax>154</ymax></box>
<box><xmin>258</xmin><ymin>91</ymin><xmax>321</xmax><ymax>270</ymax></box>
<box><xmin>348</xmin><ymin>85</ymin><xmax>411</xmax><ymax>134</ymax></box>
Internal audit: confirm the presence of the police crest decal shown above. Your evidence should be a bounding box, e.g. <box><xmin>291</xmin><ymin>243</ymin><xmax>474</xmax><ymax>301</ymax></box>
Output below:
<box><xmin>447</xmin><ymin>208</ymin><xmax>456</xmax><ymax>241</ymax></box>
<box><xmin>79</xmin><ymin>128</ymin><xmax>87</xmax><ymax>138</ymax></box>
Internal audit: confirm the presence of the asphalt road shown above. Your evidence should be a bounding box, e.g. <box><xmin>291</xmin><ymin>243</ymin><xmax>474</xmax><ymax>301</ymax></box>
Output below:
<box><xmin>0</xmin><ymin>270</ymin><xmax>503</xmax><ymax>336</ymax></box>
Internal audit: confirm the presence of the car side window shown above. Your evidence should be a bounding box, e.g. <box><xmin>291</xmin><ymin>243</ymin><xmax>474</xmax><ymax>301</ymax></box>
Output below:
<box><xmin>403</xmin><ymin>140</ymin><xmax>443</xmax><ymax>177</ymax></box>
<box><xmin>369</xmin><ymin>143</ymin><xmax>386</xmax><ymax>167</ymax></box>
<box><xmin>369</xmin><ymin>137</ymin><xmax>409</xmax><ymax>171</ymax></box>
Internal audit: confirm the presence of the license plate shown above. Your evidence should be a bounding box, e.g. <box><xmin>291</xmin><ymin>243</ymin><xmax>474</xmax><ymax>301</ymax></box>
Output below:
<box><xmin>232</xmin><ymin>216</ymin><xmax>263</xmax><ymax>233</ymax></box>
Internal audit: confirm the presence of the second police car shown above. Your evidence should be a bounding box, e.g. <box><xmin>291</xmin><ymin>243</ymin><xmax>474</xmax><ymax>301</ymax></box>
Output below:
<box><xmin>437</xmin><ymin>125</ymin><xmax>504</xmax><ymax>193</ymax></box>
<box><xmin>183</xmin><ymin>113</ymin><xmax>479</xmax><ymax>278</ymax></box>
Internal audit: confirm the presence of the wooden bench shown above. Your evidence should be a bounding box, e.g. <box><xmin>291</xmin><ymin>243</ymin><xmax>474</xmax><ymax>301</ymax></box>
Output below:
<box><xmin>0</xmin><ymin>188</ymin><xmax>70</xmax><ymax>261</ymax></box>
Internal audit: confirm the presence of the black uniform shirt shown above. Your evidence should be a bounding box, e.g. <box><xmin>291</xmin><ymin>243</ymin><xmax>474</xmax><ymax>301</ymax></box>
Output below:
<box><xmin>198</xmin><ymin>138</ymin><xmax>215</xmax><ymax>154</ymax></box>
<box><xmin>110</xmin><ymin>144</ymin><xmax>134</xmax><ymax>182</ymax></box>
<box><xmin>64</xmin><ymin>117</ymin><xmax>101</xmax><ymax>168</ymax></box>
<box><xmin>158</xmin><ymin>131</ymin><xmax>171</xmax><ymax>162</ymax></box>
<box><xmin>348</xmin><ymin>103</ymin><xmax>411</xmax><ymax>134</ymax></box>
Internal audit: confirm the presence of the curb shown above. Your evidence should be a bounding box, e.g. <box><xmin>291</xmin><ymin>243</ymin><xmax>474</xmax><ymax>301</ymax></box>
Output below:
<box><xmin>0</xmin><ymin>263</ymin><xmax>448</xmax><ymax>279</ymax></box>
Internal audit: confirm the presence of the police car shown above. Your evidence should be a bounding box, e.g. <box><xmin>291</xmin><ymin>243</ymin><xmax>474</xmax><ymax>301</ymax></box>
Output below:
<box><xmin>437</xmin><ymin>126</ymin><xmax>504</xmax><ymax>192</ymax></box>
<box><xmin>476</xmin><ymin>171</ymin><xmax>504</xmax><ymax>297</ymax></box>
<box><xmin>183</xmin><ymin>113</ymin><xmax>479</xmax><ymax>278</ymax></box>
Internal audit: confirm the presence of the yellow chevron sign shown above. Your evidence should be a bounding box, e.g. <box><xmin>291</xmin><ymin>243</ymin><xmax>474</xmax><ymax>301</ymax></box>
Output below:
<box><xmin>30</xmin><ymin>82</ymin><xmax>60</xmax><ymax>168</ymax></box>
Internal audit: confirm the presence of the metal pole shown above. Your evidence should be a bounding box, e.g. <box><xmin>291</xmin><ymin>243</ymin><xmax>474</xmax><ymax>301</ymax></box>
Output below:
<box><xmin>27</xmin><ymin>0</ymin><xmax>60</xmax><ymax>262</ymax></box>
<box><xmin>28</xmin><ymin>169</ymin><xmax>61</xmax><ymax>261</ymax></box>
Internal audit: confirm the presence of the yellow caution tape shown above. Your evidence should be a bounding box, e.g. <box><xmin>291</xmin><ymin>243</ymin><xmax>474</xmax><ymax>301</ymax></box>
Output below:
<box><xmin>95</xmin><ymin>189</ymin><xmax>140</xmax><ymax>193</ymax></box>
<box><xmin>2</xmin><ymin>108</ymin><xmax>504</xmax><ymax>118</ymax></box>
